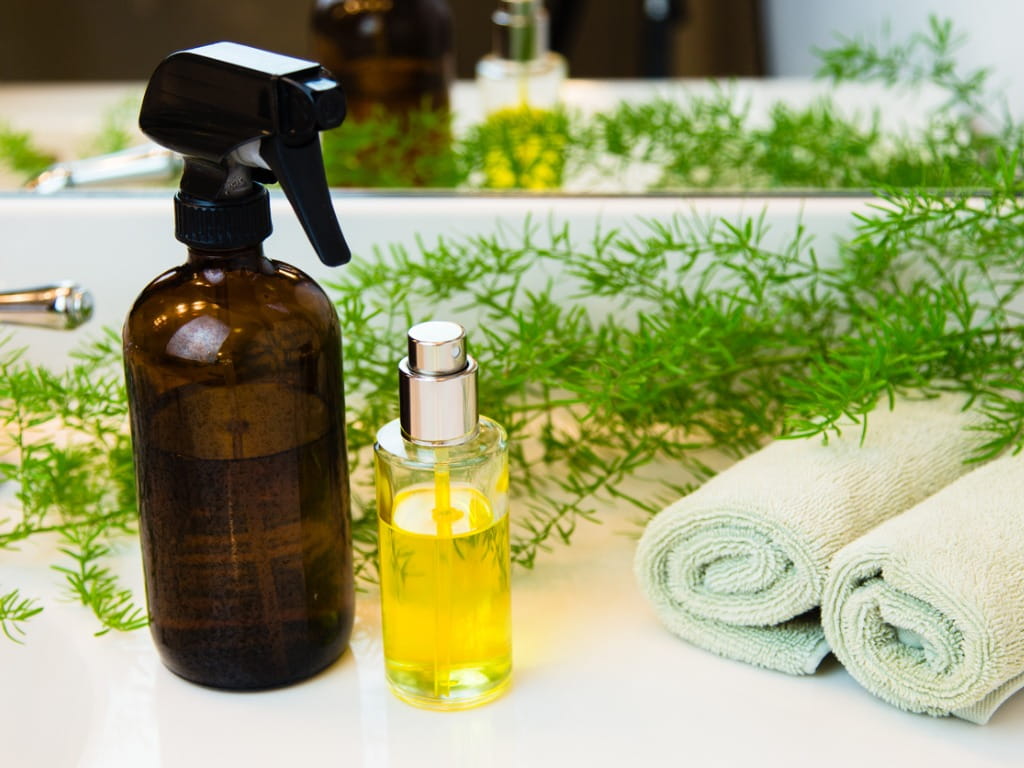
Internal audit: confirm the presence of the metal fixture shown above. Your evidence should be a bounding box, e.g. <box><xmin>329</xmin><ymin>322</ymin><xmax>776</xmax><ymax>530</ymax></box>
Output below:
<box><xmin>25</xmin><ymin>143</ymin><xmax>181</xmax><ymax>194</ymax></box>
<box><xmin>0</xmin><ymin>283</ymin><xmax>94</xmax><ymax>329</ymax></box>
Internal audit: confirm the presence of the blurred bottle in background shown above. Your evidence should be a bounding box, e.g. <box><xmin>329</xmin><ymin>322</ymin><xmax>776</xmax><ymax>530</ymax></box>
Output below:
<box><xmin>476</xmin><ymin>0</ymin><xmax>566</xmax><ymax>115</ymax></box>
<box><xmin>311</xmin><ymin>0</ymin><xmax>455</xmax><ymax>121</ymax></box>
<box><xmin>312</xmin><ymin>0</ymin><xmax>457</xmax><ymax>187</ymax></box>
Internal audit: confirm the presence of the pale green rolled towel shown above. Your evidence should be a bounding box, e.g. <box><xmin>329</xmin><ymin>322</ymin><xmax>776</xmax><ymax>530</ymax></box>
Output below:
<box><xmin>822</xmin><ymin>452</ymin><xmax>1024</xmax><ymax>724</ymax></box>
<box><xmin>634</xmin><ymin>395</ymin><xmax>985</xmax><ymax>675</ymax></box>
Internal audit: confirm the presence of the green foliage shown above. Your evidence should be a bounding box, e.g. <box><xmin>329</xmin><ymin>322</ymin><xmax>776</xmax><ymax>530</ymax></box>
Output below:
<box><xmin>0</xmin><ymin>589</ymin><xmax>43</xmax><ymax>642</ymax></box>
<box><xmin>781</xmin><ymin>157</ymin><xmax>1024</xmax><ymax>449</ymax></box>
<box><xmin>82</xmin><ymin>94</ymin><xmax>139</xmax><ymax>156</ymax></box>
<box><xmin>7</xmin><ymin>156</ymin><xmax>1024</xmax><ymax>635</ymax></box>
<box><xmin>0</xmin><ymin>122</ymin><xmax>55</xmax><ymax>179</ymax></box>
<box><xmin>460</xmin><ymin>106</ymin><xmax>572</xmax><ymax>189</ymax></box>
<box><xmin>5</xmin><ymin>17</ymin><xmax>1024</xmax><ymax>639</ymax></box>
<box><xmin>815</xmin><ymin>14</ymin><xmax>993</xmax><ymax>119</ymax></box>
<box><xmin>325</xmin><ymin>156</ymin><xmax>1024</xmax><ymax>570</ymax></box>
<box><xmin>321</xmin><ymin>103</ymin><xmax>464</xmax><ymax>188</ymax></box>
<box><xmin>0</xmin><ymin>331</ymin><xmax>145</xmax><ymax>637</ymax></box>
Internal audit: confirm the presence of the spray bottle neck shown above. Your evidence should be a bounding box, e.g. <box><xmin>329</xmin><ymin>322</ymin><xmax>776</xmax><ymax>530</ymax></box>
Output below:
<box><xmin>174</xmin><ymin>175</ymin><xmax>272</xmax><ymax>251</ymax></box>
<box><xmin>186</xmin><ymin>243</ymin><xmax>269</xmax><ymax>271</ymax></box>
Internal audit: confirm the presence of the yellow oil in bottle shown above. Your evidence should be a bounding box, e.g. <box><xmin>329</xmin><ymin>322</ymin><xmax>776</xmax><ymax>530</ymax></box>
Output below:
<box><xmin>378</xmin><ymin>480</ymin><xmax>512</xmax><ymax>710</ymax></box>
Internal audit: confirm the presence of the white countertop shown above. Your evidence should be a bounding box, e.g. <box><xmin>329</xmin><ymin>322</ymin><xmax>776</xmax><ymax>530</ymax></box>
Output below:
<box><xmin>3</xmin><ymin>474</ymin><xmax>1024</xmax><ymax>768</ymax></box>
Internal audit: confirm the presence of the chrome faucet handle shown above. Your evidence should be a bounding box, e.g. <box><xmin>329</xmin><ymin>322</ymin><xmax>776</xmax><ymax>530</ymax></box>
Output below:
<box><xmin>0</xmin><ymin>283</ymin><xmax>94</xmax><ymax>330</ymax></box>
<box><xmin>24</xmin><ymin>143</ymin><xmax>182</xmax><ymax>194</ymax></box>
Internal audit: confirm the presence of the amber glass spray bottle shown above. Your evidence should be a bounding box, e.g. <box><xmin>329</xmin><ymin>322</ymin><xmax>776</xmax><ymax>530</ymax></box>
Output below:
<box><xmin>123</xmin><ymin>43</ymin><xmax>355</xmax><ymax>689</ymax></box>
<box><xmin>375</xmin><ymin>321</ymin><xmax>512</xmax><ymax>709</ymax></box>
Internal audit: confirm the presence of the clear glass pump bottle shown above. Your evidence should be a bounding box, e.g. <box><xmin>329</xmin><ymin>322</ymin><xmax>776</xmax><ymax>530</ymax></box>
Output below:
<box><xmin>476</xmin><ymin>0</ymin><xmax>567</xmax><ymax>114</ymax></box>
<box><xmin>374</xmin><ymin>321</ymin><xmax>512</xmax><ymax>709</ymax></box>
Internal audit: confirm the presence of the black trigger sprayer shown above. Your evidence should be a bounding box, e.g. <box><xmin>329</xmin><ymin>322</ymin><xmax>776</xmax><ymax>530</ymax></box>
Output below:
<box><xmin>123</xmin><ymin>42</ymin><xmax>355</xmax><ymax>690</ymax></box>
<box><xmin>139</xmin><ymin>41</ymin><xmax>350</xmax><ymax>265</ymax></box>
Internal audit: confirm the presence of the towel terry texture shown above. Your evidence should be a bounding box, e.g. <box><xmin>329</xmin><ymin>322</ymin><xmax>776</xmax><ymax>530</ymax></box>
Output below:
<box><xmin>634</xmin><ymin>395</ymin><xmax>985</xmax><ymax>675</ymax></box>
<box><xmin>823</xmin><ymin>452</ymin><xmax>1024</xmax><ymax>724</ymax></box>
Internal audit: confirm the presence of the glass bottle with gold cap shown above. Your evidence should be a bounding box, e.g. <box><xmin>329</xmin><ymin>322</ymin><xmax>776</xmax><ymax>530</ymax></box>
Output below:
<box><xmin>374</xmin><ymin>321</ymin><xmax>511</xmax><ymax>709</ymax></box>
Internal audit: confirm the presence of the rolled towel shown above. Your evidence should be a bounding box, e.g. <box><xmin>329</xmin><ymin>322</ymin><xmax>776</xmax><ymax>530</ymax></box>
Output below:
<box><xmin>822</xmin><ymin>452</ymin><xmax>1024</xmax><ymax>724</ymax></box>
<box><xmin>634</xmin><ymin>394</ymin><xmax>985</xmax><ymax>675</ymax></box>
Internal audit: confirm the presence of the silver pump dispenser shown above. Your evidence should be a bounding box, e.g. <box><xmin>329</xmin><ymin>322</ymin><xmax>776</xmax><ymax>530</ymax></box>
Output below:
<box><xmin>491</xmin><ymin>0</ymin><xmax>550</xmax><ymax>62</ymax></box>
<box><xmin>399</xmin><ymin>321</ymin><xmax>478</xmax><ymax>444</ymax></box>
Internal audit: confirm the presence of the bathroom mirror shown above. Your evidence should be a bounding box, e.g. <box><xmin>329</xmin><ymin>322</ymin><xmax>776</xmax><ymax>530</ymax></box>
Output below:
<box><xmin>0</xmin><ymin>76</ymin><xmax>992</xmax><ymax>196</ymax></box>
<box><xmin>0</xmin><ymin>1</ymin><xmax>1013</xmax><ymax>195</ymax></box>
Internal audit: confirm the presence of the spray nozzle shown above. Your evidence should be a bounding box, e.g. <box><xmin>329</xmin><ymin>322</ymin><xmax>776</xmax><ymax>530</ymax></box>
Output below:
<box><xmin>139</xmin><ymin>41</ymin><xmax>351</xmax><ymax>266</ymax></box>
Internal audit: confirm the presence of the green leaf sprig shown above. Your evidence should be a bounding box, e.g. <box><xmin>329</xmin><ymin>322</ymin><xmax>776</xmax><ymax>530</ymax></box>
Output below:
<box><xmin>326</xmin><ymin>156</ymin><xmax>1024</xmax><ymax>572</ymax></box>
<box><xmin>0</xmin><ymin>122</ymin><xmax>55</xmax><ymax>179</ymax></box>
<box><xmin>0</xmin><ymin>332</ymin><xmax>146</xmax><ymax>636</ymax></box>
<box><xmin>6</xmin><ymin>160</ymin><xmax>1024</xmax><ymax>635</ymax></box>
<box><xmin>0</xmin><ymin>589</ymin><xmax>43</xmax><ymax>642</ymax></box>
<box><xmin>814</xmin><ymin>14</ymin><xmax>994</xmax><ymax>121</ymax></box>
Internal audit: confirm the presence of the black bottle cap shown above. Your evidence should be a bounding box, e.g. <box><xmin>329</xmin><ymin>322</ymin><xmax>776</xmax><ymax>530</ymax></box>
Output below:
<box><xmin>174</xmin><ymin>186</ymin><xmax>272</xmax><ymax>250</ymax></box>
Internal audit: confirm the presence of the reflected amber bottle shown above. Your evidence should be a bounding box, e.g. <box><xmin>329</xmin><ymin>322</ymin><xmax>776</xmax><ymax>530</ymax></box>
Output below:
<box><xmin>311</xmin><ymin>0</ymin><xmax>455</xmax><ymax>121</ymax></box>
<box><xmin>123</xmin><ymin>245</ymin><xmax>354</xmax><ymax>690</ymax></box>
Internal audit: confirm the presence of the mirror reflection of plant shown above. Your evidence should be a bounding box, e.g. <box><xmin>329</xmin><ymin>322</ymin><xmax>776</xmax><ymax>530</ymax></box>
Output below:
<box><xmin>0</xmin><ymin>122</ymin><xmax>55</xmax><ymax>179</ymax></box>
<box><xmin>460</xmin><ymin>107</ymin><xmax>571</xmax><ymax>190</ymax></box>
<box><xmin>581</xmin><ymin>92</ymin><xmax>1017</xmax><ymax>191</ymax></box>
<box><xmin>2</xmin><ymin>16</ymin><xmax>1012</xmax><ymax>194</ymax></box>
<box><xmin>81</xmin><ymin>93</ymin><xmax>139</xmax><ymax>157</ymax></box>
<box><xmin>815</xmin><ymin>15</ymin><xmax>999</xmax><ymax>129</ymax></box>
<box><xmin>320</xmin><ymin>101</ymin><xmax>465</xmax><ymax>189</ymax></box>
<box><xmin>318</xmin><ymin>87</ymin><xmax>1014</xmax><ymax>193</ymax></box>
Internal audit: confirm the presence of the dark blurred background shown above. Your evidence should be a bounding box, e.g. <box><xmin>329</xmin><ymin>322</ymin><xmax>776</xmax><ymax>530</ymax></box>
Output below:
<box><xmin>0</xmin><ymin>0</ymin><xmax>763</xmax><ymax>81</ymax></box>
